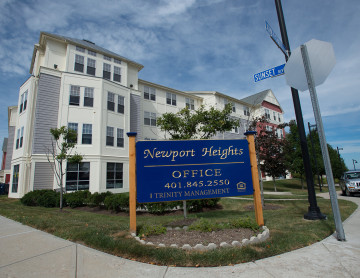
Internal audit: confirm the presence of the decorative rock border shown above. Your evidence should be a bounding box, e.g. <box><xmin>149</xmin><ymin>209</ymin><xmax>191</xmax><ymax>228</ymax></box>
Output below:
<box><xmin>131</xmin><ymin>226</ymin><xmax>270</xmax><ymax>251</ymax></box>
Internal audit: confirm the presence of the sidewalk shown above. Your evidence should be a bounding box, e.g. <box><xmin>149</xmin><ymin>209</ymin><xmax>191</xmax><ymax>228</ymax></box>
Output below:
<box><xmin>1</xmin><ymin>192</ymin><xmax>359</xmax><ymax>278</ymax></box>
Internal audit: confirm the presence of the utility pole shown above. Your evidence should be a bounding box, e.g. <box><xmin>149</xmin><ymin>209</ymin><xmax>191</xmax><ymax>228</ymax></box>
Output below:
<box><xmin>274</xmin><ymin>0</ymin><xmax>326</xmax><ymax>220</ymax></box>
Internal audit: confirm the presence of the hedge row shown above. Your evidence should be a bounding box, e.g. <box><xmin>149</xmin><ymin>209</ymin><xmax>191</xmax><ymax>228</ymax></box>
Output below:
<box><xmin>20</xmin><ymin>190</ymin><xmax>220</xmax><ymax>213</ymax></box>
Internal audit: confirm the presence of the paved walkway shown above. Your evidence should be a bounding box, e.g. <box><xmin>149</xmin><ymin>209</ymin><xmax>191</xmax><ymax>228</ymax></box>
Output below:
<box><xmin>1</xmin><ymin>192</ymin><xmax>359</xmax><ymax>277</ymax></box>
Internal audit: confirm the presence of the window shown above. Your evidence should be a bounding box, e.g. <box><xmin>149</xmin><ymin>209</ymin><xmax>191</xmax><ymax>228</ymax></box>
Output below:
<box><xmin>232</xmin><ymin>103</ymin><xmax>236</xmax><ymax>112</ymax></box>
<box><xmin>186</xmin><ymin>98</ymin><xmax>195</xmax><ymax>110</ymax></box>
<box><xmin>20</xmin><ymin>127</ymin><xmax>24</xmax><ymax>148</ymax></box>
<box><xmin>107</xmin><ymin>92</ymin><xmax>115</xmax><ymax>111</ymax></box>
<box><xmin>87</xmin><ymin>58</ymin><xmax>96</xmax><ymax>75</ymax></box>
<box><xmin>265</xmin><ymin>109</ymin><xmax>270</xmax><ymax>120</ymax></box>
<box><xmin>11</xmin><ymin>164</ymin><xmax>19</xmax><ymax>193</ymax></box>
<box><xmin>117</xmin><ymin>128</ymin><xmax>124</xmax><ymax>147</ymax></box>
<box><xmin>114</xmin><ymin>58</ymin><xmax>121</xmax><ymax>64</ymax></box>
<box><xmin>76</xmin><ymin>46</ymin><xmax>85</xmax><ymax>53</ymax></box>
<box><xmin>19</xmin><ymin>90</ymin><xmax>28</xmax><ymax>113</ymax></box>
<box><xmin>118</xmin><ymin>96</ymin><xmax>124</xmax><ymax>114</ymax></box>
<box><xmin>244</xmin><ymin>106</ymin><xmax>250</xmax><ymax>117</ymax></box>
<box><xmin>68</xmin><ymin>123</ymin><xmax>78</xmax><ymax>144</ymax></box>
<box><xmin>144</xmin><ymin>111</ymin><xmax>157</xmax><ymax>126</ymax></box>
<box><xmin>84</xmin><ymin>87</ymin><xmax>94</xmax><ymax>107</ymax></box>
<box><xmin>106</xmin><ymin>126</ymin><xmax>114</xmax><ymax>146</ymax></box>
<box><xmin>273</xmin><ymin>111</ymin><xmax>276</xmax><ymax>121</ymax></box>
<box><xmin>15</xmin><ymin>129</ymin><xmax>20</xmax><ymax>149</ymax></box>
<box><xmin>82</xmin><ymin>124</ymin><xmax>92</xmax><ymax>144</ymax></box>
<box><xmin>69</xmin><ymin>85</ymin><xmax>80</xmax><ymax>106</ymax></box>
<box><xmin>104</xmin><ymin>55</ymin><xmax>111</xmax><ymax>61</ymax></box>
<box><xmin>74</xmin><ymin>54</ymin><xmax>84</xmax><ymax>72</ymax></box>
<box><xmin>66</xmin><ymin>162</ymin><xmax>90</xmax><ymax>191</ymax></box>
<box><xmin>278</xmin><ymin>113</ymin><xmax>281</xmax><ymax>122</ymax></box>
<box><xmin>166</xmin><ymin>93</ymin><xmax>177</xmax><ymax>106</ymax></box>
<box><xmin>144</xmin><ymin>86</ymin><xmax>156</xmax><ymax>101</ymax></box>
<box><xmin>106</xmin><ymin>163</ymin><xmax>123</xmax><ymax>189</ymax></box>
<box><xmin>88</xmin><ymin>50</ymin><xmax>96</xmax><ymax>56</ymax></box>
<box><xmin>113</xmin><ymin>66</ymin><xmax>121</xmax><ymax>82</ymax></box>
<box><xmin>103</xmin><ymin>63</ymin><xmax>111</xmax><ymax>80</ymax></box>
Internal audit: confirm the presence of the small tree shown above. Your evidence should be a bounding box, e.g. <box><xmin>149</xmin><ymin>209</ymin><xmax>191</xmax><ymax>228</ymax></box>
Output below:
<box><xmin>157</xmin><ymin>104</ymin><xmax>239</xmax><ymax>140</ymax></box>
<box><xmin>46</xmin><ymin>126</ymin><xmax>83</xmax><ymax>209</ymax></box>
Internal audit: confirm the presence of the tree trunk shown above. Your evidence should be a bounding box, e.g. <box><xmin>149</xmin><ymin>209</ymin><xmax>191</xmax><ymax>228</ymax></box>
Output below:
<box><xmin>273</xmin><ymin>177</ymin><xmax>277</xmax><ymax>192</ymax></box>
<box><xmin>59</xmin><ymin>162</ymin><xmax>63</xmax><ymax>210</ymax></box>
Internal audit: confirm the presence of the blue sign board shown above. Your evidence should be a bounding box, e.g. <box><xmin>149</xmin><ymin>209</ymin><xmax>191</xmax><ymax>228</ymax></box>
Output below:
<box><xmin>254</xmin><ymin>64</ymin><xmax>285</xmax><ymax>82</ymax></box>
<box><xmin>136</xmin><ymin>139</ymin><xmax>253</xmax><ymax>203</ymax></box>
<box><xmin>265</xmin><ymin>21</ymin><xmax>288</xmax><ymax>57</ymax></box>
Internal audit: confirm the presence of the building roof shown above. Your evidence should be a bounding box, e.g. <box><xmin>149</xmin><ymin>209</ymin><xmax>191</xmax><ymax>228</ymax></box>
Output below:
<box><xmin>240</xmin><ymin>89</ymin><xmax>283</xmax><ymax>112</ymax></box>
<box><xmin>2</xmin><ymin>138</ymin><xmax>7</xmax><ymax>152</ymax></box>
<box><xmin>30</xmin><ymin>32</ymin><xmax>144</xmax><ymax>74</ymax></box>
<box><xmin>186</xmin><ymin>91</ymin><xmax>250</xmax><ymax>106</ymax></box>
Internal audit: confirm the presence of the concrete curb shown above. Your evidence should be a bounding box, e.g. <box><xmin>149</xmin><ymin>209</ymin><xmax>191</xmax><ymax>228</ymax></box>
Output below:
<box><xmin>131</xmin><ymin>226</ymin><xmax>270</xmax><ymax>251</ymax></box>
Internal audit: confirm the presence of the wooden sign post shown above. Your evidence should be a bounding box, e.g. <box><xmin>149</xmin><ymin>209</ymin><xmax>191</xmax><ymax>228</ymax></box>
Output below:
<box><xmin>127</xmin><ymin>132</ymin><xmax>137</xmax><ymax>233</ymax></box>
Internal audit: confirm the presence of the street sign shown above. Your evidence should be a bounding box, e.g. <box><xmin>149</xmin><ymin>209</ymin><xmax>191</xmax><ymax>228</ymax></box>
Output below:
<box><xmin>265</xmin><ymin>20</ymin><xmax>288</xmax><ymax>57</ymax></box>
<box><xmin>254</xmin><ymin>64</ymin><xmax>285</xmax><ymax>82</ymax></box>
<box><xmin>284</xmin><ymin>39</ymin><xmax>336</xmax><ymax>91</ymax></box>
<box><xmin>136</xmin><ymin>139</ymin><xmax>253</xmax><ymax>203</ymax></box>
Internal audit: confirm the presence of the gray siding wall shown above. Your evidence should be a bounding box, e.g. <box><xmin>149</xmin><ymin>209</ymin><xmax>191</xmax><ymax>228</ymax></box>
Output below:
<box><xmin>32</xmin><ymin>73</ymin><xmax>61</xmax><ymax>154</ymax></box>
<box><xmin>33</xmin><ymin>162</ymin><xmax>54</xmax><ymax>190</ymax></box>
<box><xmin>5</xmin><ymin>126</ymin><xmax>15</xmax><ymax>170</ymax></box>
<box><xmin>130</xmin><ymin>93</ymin><xmax>142</xmax><ymax>139</ymax></box>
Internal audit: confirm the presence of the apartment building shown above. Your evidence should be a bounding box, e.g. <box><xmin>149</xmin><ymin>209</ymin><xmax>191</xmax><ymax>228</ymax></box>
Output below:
<box><xmin>7</xmin><ymin>32</ymin><xmax>284</xmax><ymax>198</ymax></box>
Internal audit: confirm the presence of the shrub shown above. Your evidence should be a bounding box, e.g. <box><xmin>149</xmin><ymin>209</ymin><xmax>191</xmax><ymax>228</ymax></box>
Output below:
<box><xmin>64</xmin><ymin>190</ymin><xmax>91</xmax><ymax>208</ymax></box>
<box><xmin>185</xmin><ymin>198</ymin><xmax>221</xmax><ymax>212</ymax></box>
<box><xmin>230</xmin><ymin>217</ymin><xmax>259</xmax><ymax>231</ymax></box>
<box><xmin>143</xmin><ymin>201</ymin><xmax>179</xmax><ymax>214</ymax></box>
<box><xmin>188</xmin><ymin>218</ymin><xmax>224</xmax><ymax>232</ymax></box>
<box><xmin>21</xmin><ymin>190</ymin><xmax>59</xmax><ymax>207</ymax></box>
<box><xmin>138</xmin><ymin>223</ymin><xmax>167</xmax><ymax>237</ymax></box>
<box><xmin>86</xmin><ymin>191</ymin><xmax>113</xmax><ymax>207</ymax></box>
<box><xmin>104</xmin><ymin>193</ymin><xmax>129</xmax><ymax>212</ymax></box>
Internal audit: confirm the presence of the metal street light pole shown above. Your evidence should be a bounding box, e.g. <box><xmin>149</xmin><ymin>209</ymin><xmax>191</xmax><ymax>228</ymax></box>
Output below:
<box><xmin>308</xmin><ymin>122</ymin><xmax>322</xmax><ymax>192</ymax></box>
<box><xmin>275</xmin><ymin>0</ymin><xmax>325</xmax><ymax>220</ymax></box>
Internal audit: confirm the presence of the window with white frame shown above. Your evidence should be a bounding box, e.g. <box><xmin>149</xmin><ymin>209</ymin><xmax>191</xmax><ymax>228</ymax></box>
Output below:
<box><xmin>224</xmin><ymin>99</ymin><xmax>235</xmax><ymax>112</ymax></box>
<box><xmin>186</xmin><ymin>98</ymin><xmax>195</xmax><ymax>110</ymax></box>
<box><xmin>103</xmin><ymin>63</ymin><xmax>111</xmax><ymax>80</ymax></box>
<box><xmin>106</xmin><ymin>126</ymin><xmax>114</xmax><ymax>146</ymax></box>
<box><xmin>20</xmin><ymin>127</ymin><xmax>24</xmax><ymax>148</ymax></box>
<box><xmin>144</xmin><ymin>86</ymin><xmax>156</xmax><ymax>101</ymax></box>
<box><xmin>68</xmin><ymin>123</ymin><xmax>78</xmax><ymax>144</ymax></box>
<box><xmin>16</xmin><ymin>128</ymin><xmax>20</xmax><ymax>149</ymax></box>
<box><xmin>106</xmin><ymin>162</ymin><xmax>123</xmax><ymax>189</ymax></box>
<box><xmin>11</xmin><ymin>164</ymin><xmax>19</xmax><ymax>193</ymax></box>
<box><xmin>117</xmin><ymin>128</ymin><xmax>124</xmax><ymax>147</ymax></box>
<box><xmin>69</xmin><ymin>85</ymin><xmax>80</xmax><ymax>106</ymax></box>
<box><xmin>74</xmin><ymin>54</ymin><xmax>84</xmax><ymax>72</ymax></box>
<box><xmin>144</xmin><ymin>111</ymin><xmax>157</xmax><ymax>126</ymax></box>
<box><xmin>113</xmin><ymin>66</ymin><xmax>121</xmax><ymax>82</ymax></box>
<box><xmin>107</xmin><ymin>92</ymin><xmax>115</xmax><ymax>111</ymax></box>
<box><xmin>114</xmin><ymin>58</ymin><xmax>121</xmax><ymax>64</ymax></box>
<box><xmin>87</xmin><ymin>58</ymin><xmax>96</xmax><ymax>75</ymax></box>
<box><xmin>88</xmin><ymin>50</ymin><xmax>96</xmax><ymax>56</ymax></box>
<box><xmin>244</xmin><ymin>106</ymin><xmax>250</xmax><ymax>117</ymax></box>
<box><xmin>76</xmin><ymin>46</ymin><xmax>85</xmax><ymax>53</ymax></box>
<box><xmin>19</xmin><ymin>90</ymin><xmax>28</xmax><ymax>113</ymax></box>
<box><xmin>104</xmin><ymin>55</ymin><xmax>111</xmax><ymax>61</ymax></box>
<box><xmin>66</xmin><ymin>162</ymin><xmax>90</xmax><ymax>191</ymax></box>
<box><xmin>82</xmin><ymin>124</ymin><xmax>92</xmax><ymax>144</ymax></box>
<box><xmin>278</xmin><ymin>113</ymin><xmax>281</xmax><ymax>122</ymax></box>
<box><xmin>118</xmin><ymin>96</ymin><xmax>124</xmax><ymax>114</ymax></box>
<box><xmin>231</xmin><ymin>118</ymin><xmax>240</xmax><ymax>134</ymax></box>
<box><xmin>265</xmin><ymin>109</ymin><xmax>271</xmax><ymax>120</ymax></box>
<box><xmin>166</xmin><ymin>93</ymin><xmax>177</xmax><ymax>106</ymax></box>
<box><xmin>84</xmin><ymin>87</ymin><xmax>94</xmax><ymax>107</ymax></box>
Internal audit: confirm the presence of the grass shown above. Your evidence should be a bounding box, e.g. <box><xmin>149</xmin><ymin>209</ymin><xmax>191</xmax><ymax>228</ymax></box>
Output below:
<box><xmin>0</xmin><ymin>179</ymin><xmax>357</xmax><ymax>267</ymax></box>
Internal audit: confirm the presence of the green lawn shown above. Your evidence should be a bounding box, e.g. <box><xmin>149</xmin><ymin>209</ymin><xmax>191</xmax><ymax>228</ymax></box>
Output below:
<box><xmin>0</xmin><ymin>180</ymin><xmax>356</xmax><ymax>267</ymax></box>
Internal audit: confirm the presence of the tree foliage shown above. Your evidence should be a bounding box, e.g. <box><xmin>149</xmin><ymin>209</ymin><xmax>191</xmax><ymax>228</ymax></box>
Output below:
<box><xmin>46</xmin><ymin>126</ymin><xmax>83</xmax><ymax>209</ymax></box>
<box><xmin>157</xmin><ymin>104</ymin><xmax>239</xmax><ymax>140</ymax></box>
<box><xmin>249</xmin><ymin>116</ymin><xmax>287</xmax><ymax>191</ymax></box>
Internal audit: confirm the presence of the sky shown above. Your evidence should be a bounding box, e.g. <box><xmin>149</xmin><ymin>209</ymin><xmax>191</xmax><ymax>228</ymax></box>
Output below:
<box><xmin>0</xmin><ymin>0</ymin><xmax>359</xmax><ymax>171</ymax></box>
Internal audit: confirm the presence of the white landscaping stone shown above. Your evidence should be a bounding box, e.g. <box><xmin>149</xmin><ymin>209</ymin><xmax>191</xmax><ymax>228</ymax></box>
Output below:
<box><xmin>194</xmin><ymin>244</ymin><xmax>206</xmax><ymax>251</ymax></box>
<box><xmin>158</xmin><ymin>244</ymin><xmax>166</xmax><ymax>248</ymax></box>
<box><xmin>182</xmin><ymin>244</ymin><xmax>192</xmax><ymax>251</ymax></box>
<box><xmin>139</xmin><ymin>240</ymin><xmax>146</xmax><ymax>245</ymax></box>
<box><xmin>170</xmin><ymin>244</ymin><xmax>178</xmax><ymax>248</ymax></box>
<box><xmin>146</xmin><ymin>242</ymin><xmax>154</xmax><ymax>246</ymax></box>
<box><xmin>166</xmin><ymin>227</ymin><xmax>173</xmax><ymax>231</ymax></box>
<box><xmin>207</xmin><ymin>243</ymin><xmax>217</xmax><ymax>250</ymax></box>
<box><xmin>183</xmin><ymin>226</ymin><xmax>189</xmax><ymax>230</ymax></box>
<box><xmin>135</xmin><ymin>237</ymin><xmax>140</xmax><ymax>241</ymax></box>
<box><xmin>242</xmin><ymin>238</ymin><xmax>250</xmax><ymax>246</ymax></box>
<box><xmin>250</xmin><ymin>236</ymin><xmax>260</xmax><ymax>244</ymax></box>
<box><xmin>220</xmin><ymin>242</ymin><xmax>231</xmax><ymax>248</ymax></box>
<box><xmin>174</xmin><ymin>227</ymin><xmax>181</xmax><ymax>230</ymax></box>
<box><xmin>131</xmin><ymin>232</ymin><xmax>136</xmax><ymax>237</ymax></box>
<box><xmin>231</xmin><ymin>241</ymin><xmax>242</xmax><ymax>247</ymax></box>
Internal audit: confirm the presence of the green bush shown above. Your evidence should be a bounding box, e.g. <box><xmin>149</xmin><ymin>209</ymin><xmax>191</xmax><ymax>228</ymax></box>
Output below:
<box><xmin>64</xmin><ymin>190</ymin><xmax>91</xmax><ymax>208</ymax></box>
<box><xmin>185</xmin><ymin>198</ymin><xmax>221</xmax><ymax>212</ymax></box>
<box><xmin>143</xmin><ymin>201</ymin><xmax>179</xmax><ymax>214</ymax></box>
<box><xmin>104</xmin><ymin>193</ymin><xmax>129</xmax><ymax>212</ymax></box>
<box><xmin>188</xmin><ymin>218</ymin><xmax>224</xmax><ymax>232</ymax></box>
<box><xmin>21</xmin><ymin>190</ymin><xmax>59</xmax><ymax>207</ymax></box>
<box><xmin>230</xmin><ymin>217</ymin><xmax>259</xmax><ymax>231</ymax></box>
<box><xmin>138</xmin><ymin>223</ymin><xmax>167</xmax><ymax>237</ymax></box>
<box><xmin>86</xmin><ymin>191</ymin><xmax>113</xmax><ymax>207</ymax></box>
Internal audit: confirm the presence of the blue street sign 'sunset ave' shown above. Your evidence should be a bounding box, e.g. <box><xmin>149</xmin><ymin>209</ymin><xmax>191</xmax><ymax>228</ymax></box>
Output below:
<box><xmin>254</xmin><ymin>64</ymin><xmax>285</xmax><ymax>82</ymax></box>
<box><xmin>136</xmin><ymin>139</ymin><xmax>254</xmax><ymax>203</ymax></box>
<box><xmin>265</xmin><ymin>21</ymin><xmax>288</xmax><ymax>57</ymax></box>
